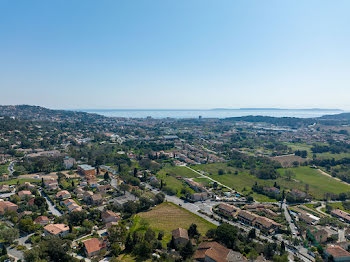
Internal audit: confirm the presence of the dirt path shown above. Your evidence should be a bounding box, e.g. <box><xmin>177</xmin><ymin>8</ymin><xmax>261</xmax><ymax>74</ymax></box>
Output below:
<box><xmin>317</xmin><ymin>168</ymin><xmax>350</xmax><ymax>186</ymax></box>
<box><xmin>316</xmin><ymin>202</ymin><xmax>330</xmax><ymax>217</ymax></box>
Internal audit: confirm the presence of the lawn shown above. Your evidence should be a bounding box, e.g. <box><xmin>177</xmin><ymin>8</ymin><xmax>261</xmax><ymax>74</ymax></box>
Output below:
<box><xmin>0</xmin><ymin>179</ymin><xmax>39</xmax><ymax>185</ymax></box>
<box><xmin>193</xmin><ymin>177</ymin><xmax>212</xmax><ymax>187</ymax></box>
<box><xmin>156</xmin><ymin>166</ymin><xmax>198</xmax><ymax>196</ymax></box>
<box><xmin>135</xmin><ymin>202</ymin><xmax>216</xmax><ymax>244</ymax></box>
<box><xmin>0</xmin><ymin>164</ymin><xmax>9</xmax><ymax>175</ymax></box>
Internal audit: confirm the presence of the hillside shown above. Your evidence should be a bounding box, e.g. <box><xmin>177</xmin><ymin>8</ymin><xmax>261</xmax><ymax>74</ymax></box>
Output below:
<box><xmin>0</xmin><ymin>105</ymin><xmax>107</xmax><ymax>123</ymax></box>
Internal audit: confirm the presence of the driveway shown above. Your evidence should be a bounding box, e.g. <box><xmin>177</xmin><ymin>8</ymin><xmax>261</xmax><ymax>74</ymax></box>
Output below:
<box><xmin>39</xmin><ymin>190</ymin><xmax>62</xmax><ymax>217</ymax></box>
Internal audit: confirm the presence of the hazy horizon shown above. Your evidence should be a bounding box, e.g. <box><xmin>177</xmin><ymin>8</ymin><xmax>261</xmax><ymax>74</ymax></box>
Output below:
<box><xmin>1</xmin><ymin>1</ymin><xmax>350</xmax><ymax>109</ymax></box>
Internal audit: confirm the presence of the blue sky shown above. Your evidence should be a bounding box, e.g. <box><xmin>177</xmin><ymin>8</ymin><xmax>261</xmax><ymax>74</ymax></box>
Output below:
<box><xmin>0</xmin><ymin>0</ymin><xmax>349</xmax><ymax>109</ymax></box>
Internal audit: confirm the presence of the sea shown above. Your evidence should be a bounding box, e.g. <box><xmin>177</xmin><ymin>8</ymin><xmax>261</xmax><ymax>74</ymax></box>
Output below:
<box><xmin>76</xmin><ymin>108</ymin><xmax>344</xmax><ymax>119</ymax></box>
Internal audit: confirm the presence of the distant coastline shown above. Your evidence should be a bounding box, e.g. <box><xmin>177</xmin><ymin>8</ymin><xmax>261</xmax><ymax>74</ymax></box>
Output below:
<box><xmin>74</xmin><ymin>108</ymin><xmax>345</xmax><ymax>119</ymax></box>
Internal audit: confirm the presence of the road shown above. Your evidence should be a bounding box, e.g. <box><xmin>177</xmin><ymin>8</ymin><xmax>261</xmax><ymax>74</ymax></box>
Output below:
<box><xmin>39</xmin><ymin>190</ymin><xmax>62</xmax><ymax>217</ymax></box>
<box><xmin>7</xmin><ymin>246</ymin><xmax>24</xmax><ymax>261</ymax></box>
<box><xmin>315</xmin><ymin>202</ymin><xmax>330</xmax><ymax>217</ymax></box>
<box><xmin>7</xmin><ymin>161</ymin><xmax>16</xmax><ymax>176</ymax></box>
<box><xmin>338</xmin><ymin>228</ymin><xmax>345</xmax><ymax>242</ymax></box>
<box><xmin>282</xmin><ymin>201</ymin><xmax>315</xmax><ymax>262</ymax></box>
<box><xmin>282</xmin><ymin>201</ymin><xmax>298</xmax><ymax>236</ymax></box>
<box><xmin>0</xmin><ymin>191</ymin><xmax>15</xmax><ymax>199</ymax></box>
<box><xmin>6</xmin><ymin>233</ymin><xmax>34</xmax><ymax>261</ymax></box>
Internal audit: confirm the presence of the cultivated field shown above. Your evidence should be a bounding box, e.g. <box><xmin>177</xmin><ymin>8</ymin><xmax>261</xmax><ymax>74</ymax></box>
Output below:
<box><xmin>270</xmin><ymin>155</ymin><xmax>308</xmax><ymax>167</ymax></box>
<box><xmin>136</xmin><ymin>202</ymin><xmax>215</xmax><ymax>243</ymax></box>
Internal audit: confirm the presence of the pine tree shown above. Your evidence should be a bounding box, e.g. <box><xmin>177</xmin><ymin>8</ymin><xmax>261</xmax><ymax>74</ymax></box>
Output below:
<box><xmin>280</xmin><ymin>241</ymin><xmax>286</xmax><ymax>254</ymax></box>
<box><xmin>180</xmin><ymin>240</ymin><xmax>194</xmax><ymax>260</ymax></box>
<box><xmin>125</xmin><ymin>233</ymin><xmax>133</xmax><ymax>252</ymax></box>
<box><xmin>188</xmin><ymin>224</ymin><xmax>199</xmax><ymax>238</ymax></box>
<box><xmin>167</xmin><ymin>236</ymin><xmax>177</xmax><ymax>250</ymax></box>
<box><xmin>2</xmin><ymin>245</ymin><xmax>7</xmax><ymax>256</ymax></box>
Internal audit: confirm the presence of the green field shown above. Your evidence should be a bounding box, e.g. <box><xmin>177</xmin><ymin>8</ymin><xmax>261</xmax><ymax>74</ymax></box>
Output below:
<box><xmin>283</xmin><ymin>142</ymin><xmax>313</xmax><ymax>155</ymax></box>
<box><xmin>193</xmin><ymin>177</ymin><xmax>212</xmax><ymax>187</ymax></box>
<box><xmin>0</xmin><ymin>164</ymin><xmax>9</xmax><ymax>175</ymax></box>
<box><xmin>191</xmin><ymin>164</ymin><xmax>350</xmax><ymax>201</ymax></box>
<box><xmin>158</xmin><ymin>166</ymin><xmax>199</xmax><ymax>178</ymax></box>
<box><xmin>0</xmin><ymin>179</ymin><xmax>39</xmax><ymax>185</ymax></box>
<box><xmin>156</xmin><ymin>166</ymin><xmax>199</xmax><ymax>196</ymax></box>
<box><xmin>135</xmin><ymin>202</ymin><xmax>216</xmax><ymax>243</ymax></box>
<box><xmin>315</xmin><ymin>152</ymin><xmax>350</xmax><ymax>161</ymax></box>
<box><xmin>327</xmin><ymin>202</ymin><xmax>350</xmax><ymax>213</ymax></box>
<box><xmin>280</xmin><ymin>167</ymin><xmax>350</xmax><ymax>198</ymax></box>
<box><xmin>192</xmin><ymin>163</ymin><xmax>276</xmax><ymax>202</ymax></box>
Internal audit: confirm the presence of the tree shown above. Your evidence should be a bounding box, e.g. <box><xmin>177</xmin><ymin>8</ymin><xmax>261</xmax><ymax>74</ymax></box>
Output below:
<box><xmin>139</xmin><ymin>197</ymin><xmax>153</xmax><ymax>211</ymax></box>
<box><xmin>247</xmin><ymin>249</ymin><xmax>258</xmax><ymax>261</ymax></box>
<box><xmin>34</xmin><ymin>196</ymin><xmax>47</xmax><ymax>209</ymax></box>
<box><xmin>144</xmin><ymin>228</ymin><xmax>156</xmax><ymax>242</ymax></box>
<box><xmin>119</xmin><ymin>183</ymin><xmax>130</xmax><ymax>194</ymax></box>
<box><xmin>206</xmin><ymin>228</ymin><xmax>216</xmax><ymax>239</ymax></box>
<box><xmin>284</xmin><ymin>170</ymin><xmax>295</xmax><ymax>181</ymax></box>
<box><xmin>280</xmin><ymin>241</ymin><xmax>286</xmax><ymax>254</ymax></box>
<box><xmin>24</xmin><ymin>237</ymin><xmax>74</xmax><ymax>262</ymax></box>
<box><xmin>125</xmin><ymin>233</ymin><xmax>133</xmax><ymax>252</ymax></box>
<box><xmin>1</xmin><ymin>245</ymin><xmax>7</xmax><ymax>256</ymax></box>
<box><xmin>248</xmin><ymin>228</ymin><xmax>256</xmax><ymax>239</ymax></box>
<box><xmin>305</xmin><ymin>184</ymin><xmax>309</xmax><ymax>193</ymax></box>
<box><xmin>215</xmin><ymin>223</ymin><xmax>238</xmax><ymax>249</ymax></box>
<box><xmin>134</xmin><ymin>241</ymin><xmax>152</xmax><ymax>259</ymax></box>
<box><xmin>110</xmin><ymin>243</ymin><xmax>121</xmax><ymax>256</ymax></box>
<box><xmin>263</xmin><ymin>242</ymin><xmax>277</xmax><ymax>259</ymax></box>
<box><xmin>167</xmin><ymin>236</ymin><xmax>177</xmax><ymax>250</ymax></box>
<box><xmin>180</xmin><ymin>240</ymin><xmax>194</xmax><ymax>260</ymax></box>
<box><xmin>155</xmin><ymin>193</ymin><xmax>165</xmax><ymax>204</ymax></box>
<box><xmin>19</xmin><ymin>218</ymin><xmax>36</xmax><ymax>233</ymax></box>
<box><xmin>104</xmin><ymin>172</ymin><xmax>110</xmax><ymax>181</ymax></box>
<box><xmin>188</xmin><ymin>224</ymin><xmax>199</xmax><ymax>238</ymax></box>
<box><xmin>68</xmin><ymin>211</ymin><xmax>87</xmax><ymax>226</ymax></box>
<box><xmin>108</xmin><ymin>223</ymin><xmax>127</xmax><ymax>244</ymax></box>
<box><xmin>123</xmin><ymin>201</ymin><xmax>139</xmax><ymax>214</ymax></box>
<box><xmin>0</xmin><ymin>227</ymin><xmax>19</xmax><ymax>244</ymax></box>
<box><xmin>157</xmin><ymin>231</ymin><xmax>164</xmax><ymax>240</ymax></box>
<box><xmin>133</xmin><ymin>168</ymin><xmax>138</xmax><ymax>177</ymax></box>
<box><xmin>218</xmin><ymin>169</ymin><xmax>225</xmax><ymax>175</ymax></box>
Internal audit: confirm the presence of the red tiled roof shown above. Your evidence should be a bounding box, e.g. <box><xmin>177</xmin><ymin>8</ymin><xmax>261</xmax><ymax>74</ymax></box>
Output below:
<box><xmin>83</xmin><ymin>238</ymin><xmax>102</xmax><ymax>255</ymax></box>
<box><xmin>327</xmin><ymin>245</ymin><xmax>350</xmax><ymax>258</ymax></box>
<box><xmin>172</xmin><ymin>228</ymin><xmax>189</xmax><ymax>240</ymax></box>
